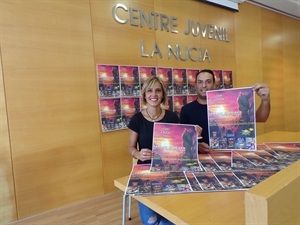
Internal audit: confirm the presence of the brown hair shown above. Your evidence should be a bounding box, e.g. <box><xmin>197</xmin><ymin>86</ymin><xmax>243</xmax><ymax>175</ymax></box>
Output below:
<box><xmin>141</xmin><ymin>76</ymin><xmax>167</xmax><ymax>106</ymax></box>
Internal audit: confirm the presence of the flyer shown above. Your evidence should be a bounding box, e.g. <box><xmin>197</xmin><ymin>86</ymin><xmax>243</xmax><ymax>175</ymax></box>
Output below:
<box><xmin>207</xmin><ymin>87</ymin><xmax>256</xmax><ymax>150</ymax></box>
<box><xmin>151</xmin><ymin>123</ymin><xmax>202</xmax><ymax>172</ymax></box>
<box><xmin>97</xmin><ymin>64</ymin><xmax>120</xmax><ymax>98</ymax></box>
<box><xmin>125</xmin><ymin>164</ymin><xmax>192</xmax><ymax>196</ymax></box>
<box><xmin>172</xmin><ymin>68</ymin><xmax>188</xmax><ymax>95</ymax></box>
<box><xmin>119</xmin><ymin>65</ymin><xmax>140</xmax><ymax>97</ymax></box>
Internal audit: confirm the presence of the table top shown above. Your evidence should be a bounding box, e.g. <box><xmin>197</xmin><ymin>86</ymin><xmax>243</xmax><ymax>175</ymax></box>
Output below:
<box><xmin>115</xmin><ymin>175</ymin><xmax>245</xmax><ymax>224</ymax></box>
<box><xmin>114</xmin><ymin>131</ymin><xmax>300</xmax><ymax>225</ymax></box>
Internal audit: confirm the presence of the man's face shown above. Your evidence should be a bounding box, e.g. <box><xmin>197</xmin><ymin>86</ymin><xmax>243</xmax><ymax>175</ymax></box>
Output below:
<box><xmin>195</xmin><ymin>72</ymin><xmax>215</xmax><ymax>102</ymax></box>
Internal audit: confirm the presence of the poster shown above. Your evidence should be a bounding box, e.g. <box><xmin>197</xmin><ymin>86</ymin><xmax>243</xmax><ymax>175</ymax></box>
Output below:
<box><xmin>121</xmin><ymin>97</ymin><xmax>140</xmax><ymax>128</ymax></box>
<box><xmin>172</xmin><ymin>68</ymin><xmax>188</xmax><ymax>95</ymax></box>
<box><xmin>119</xmin><ymin>65</ymin><xmax>140</xmax><ymax>97</ymax></box>
<box><xmin>207</xmin><ymin>87</ymin><xmax>256</xmax><ymax>150</ymax></box>
<box><xmin>97</xmin><ymin>64</ymin><xmax>120</xmax><ymax>98</ymax></box>
<box><xmin>186</xmin><ymin>69</ymin><xmax>199</xmax><ymax>95</ymax></box>
<box><xmin>99</xmin><ymin>98</ymin><xmax>122</xmax><ymax>131</ymax></box>
<box><xmin>138</xmin><ymin>66</ymin><xmax>156</xmax><ymax>90</ymax></box>
<box><xmin>156</xmin><ymin>67</ymin><xmax>173</xmax><ymax>95</ymax></box>
<box><xmin>151</xmin><ymin>123</ymin><xmax>201</xmax><ymax>172</ymax></box>
<box><xmin>213</xmin><ymin>69</ymin><xmax>223</xmax><ymax>89</ymax></box>
<box><xmin>222</xmin><ymin>70</ymin><xmax>233</xmax><ymax>89</ymax></box>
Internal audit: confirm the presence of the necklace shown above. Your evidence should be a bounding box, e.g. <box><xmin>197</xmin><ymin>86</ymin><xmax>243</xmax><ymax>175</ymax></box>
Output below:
<box><xmin>146</xmin><ymin>108</ymin><xmax>162</xmax><ymax>122</ymax></box>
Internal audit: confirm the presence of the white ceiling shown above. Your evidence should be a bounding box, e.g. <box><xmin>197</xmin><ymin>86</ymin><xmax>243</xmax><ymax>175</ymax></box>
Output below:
<box><xmin>248</xmin><ymin>0</ymin><xmax>300</xmax><ymax>19</ymax></box>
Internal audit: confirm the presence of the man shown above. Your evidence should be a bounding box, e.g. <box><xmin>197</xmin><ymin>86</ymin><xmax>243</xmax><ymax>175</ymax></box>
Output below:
<box><xmin>180</xmin><ymin>69</ymin><xmax>271</xmax><ymax>153</ymax></box>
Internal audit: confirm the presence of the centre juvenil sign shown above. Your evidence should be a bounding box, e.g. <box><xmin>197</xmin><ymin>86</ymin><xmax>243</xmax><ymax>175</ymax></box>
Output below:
<box><xmin>112</xmin><ymin>3</ymin><xmax>230</xmax><ymax>62</ymax></box>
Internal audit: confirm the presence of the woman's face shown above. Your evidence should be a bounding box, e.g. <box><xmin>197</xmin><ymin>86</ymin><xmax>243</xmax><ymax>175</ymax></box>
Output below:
<box><xmin>145</xmin><ymin>81</ymin><xmax>163</xmax><ymax>107</ymax></box>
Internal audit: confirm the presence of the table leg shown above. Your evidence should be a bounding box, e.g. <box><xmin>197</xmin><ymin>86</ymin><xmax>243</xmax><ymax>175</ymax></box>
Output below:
<box><xmin>122</xmin><ymin>194</ymin><xmax>128</xmax><ymax>225</ymax></box>
<box><xmin>128</xmin><ymin>195</ymin><xmax>132</xmax><ymax>220</ymax></box>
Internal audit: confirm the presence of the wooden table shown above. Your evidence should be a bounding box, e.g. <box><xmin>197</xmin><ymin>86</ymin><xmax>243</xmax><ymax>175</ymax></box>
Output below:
<box><xmin>114</xmin><ymin>131</ymin><xmax>300</xmax><ymax>225</ymax></box>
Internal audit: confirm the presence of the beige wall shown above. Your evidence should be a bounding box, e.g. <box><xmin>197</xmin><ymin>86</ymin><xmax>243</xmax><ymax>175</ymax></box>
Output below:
<box><xmin>0</xmin><ymin>0</ymin><xmax>299</xmax><ymax>224</ymax></box>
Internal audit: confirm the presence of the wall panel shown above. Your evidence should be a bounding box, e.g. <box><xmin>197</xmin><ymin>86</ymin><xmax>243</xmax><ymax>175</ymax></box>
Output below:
<box><xmin>0</xmin><ymin>52</ymin><xmax>17</xmax><ymax>224</ymax></box>
<box><xmin>234</xmin><ymin>3</ymin><xmax>265</xmax><ymax>135</ymax></box>
<box><xmin>282</xmin><ymin>17</ymin><xmax>300</xmax><ymax>131</ymax></box>
<box><xmin>261</xmin><ymin>10</ymin><xmax>285</xmax><ymax>132</ymax></box>
<box><xmin>1</xmin><ymin>0</ymin><xmax>104</xmax><ymax>218</ymax></box>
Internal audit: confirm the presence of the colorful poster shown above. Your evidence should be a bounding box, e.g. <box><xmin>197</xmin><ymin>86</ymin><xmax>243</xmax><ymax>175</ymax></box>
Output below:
<box><xmin>163</xmin><ymin>96</ymin><xmax>174</xmax><ymax>111</ymax></box>
<box><xmin>121</xmin><ymin>97</ymin><xmax>140</xmax><ymax>128</ymax></box>
<box><xmin>139</xmin><ymin>66</ymin><xmax>156</xmax><ymax>90</ymax></box>
<box><xmin>186</xmin><ymin>69</ymin><xmax>199</xmax><ymax>95</ymax></box>
<box><xmin>207</xmin><ymin>87</ymin><xmax>256</xmax><ymax>150</ymax></box>
<box><xmin>97</xmin><ymin>64</ymin><xmax>120</xmax><ymax>97</ymax></box>
<box><xmin>263</xmin><ymin>142</ymin><xmax>300</xmax><ymax>161</ymax></box>
<box><xmin>209</xmin><ymin>152</ymin><xmax>233</xmax><ymax>171</ymax></box>
<box><xmin>234</xmin><ymin>170</ymin><xmax>270</xmax><ymax>188</ymax></box>
<box><xmin>213</xmin><ymin>69</ymin><xmax>223</xmax><ymax>89</ymax></box>
<box><xmin>185</xmin><ymin>172</ymin><xmax>203</xmax><ymax>191</ymax></box>
<box><xmin>151</xmin><ymin>123</ymin><xmax>201</xmax><ymax>172</ymax></box>
<box><xmin>125</xmin><ymin>164</ymin><xmax>192</xmax><ymax>196</ymax></box>
<box><xmin>214</xmin><ymin>172</ymin><xmax>246</xmax><ymax>189</ymax></box>
<box><xmin>194</xmin><ymin>172</ymin><xmax>224</xmax><ymax>191</ymax></box>
<box><xmin>222</xmin><ymin>70</ymin><xmax>233</xmax><ymax>89</ymax></box>
<box><xmin>156</xmin><ymin>67</ymin><xmax>173</xmax><ymax>95</ymax></box>
<box><xmin>119</xmin><ymin>65</ymin><xmax>140</xmax><ymax>97</ymax></box>
<box><xmin>235</xmin><ymin>151</ymin><xmax>268</xmax><ymax>167</ymax></box>
<box><xmin>198</xmin><ymin>153</ymin><xmax>222</xmax><ymax>172</ymax></box>
<box><xmin>172</xmin><ymin>68</ymin><xmax>188</xmax><ymax>95</ymax></box>
<box><xmin>173</xmin><ymin>95</ymin><xmax>187</xmax><ymax>118</ymax></box>
<box><xmin>187</xmin><ymin>95</ymin><xmax>197</xmax><ymax>104</ymax></box>
<box><xmin>232</xmin><ymin>151</ymin><xmax>255</xmax><ymax>170</ymax></box>
<box><xmin>99</xmin><ymin>98</ymin><xmax>122</xmax><ymax>131</ymax></box>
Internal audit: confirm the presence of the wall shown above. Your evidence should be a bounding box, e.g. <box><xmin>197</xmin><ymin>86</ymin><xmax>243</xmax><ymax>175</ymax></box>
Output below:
<box><xmin>0</xmin><ymin>0</ymin><xmax>105</xmax><ymax>221</ymax></box>
<box><xmin>0</xmin><ymin>0</ymin><xmax>299</xmax><ymax>223</ymax></box>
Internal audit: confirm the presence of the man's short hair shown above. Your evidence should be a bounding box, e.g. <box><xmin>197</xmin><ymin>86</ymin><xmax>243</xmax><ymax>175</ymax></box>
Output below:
<box><xmin>196</xmin><ymin>69</ymin><xmax>215</xmax><ymax>83</ymax></box>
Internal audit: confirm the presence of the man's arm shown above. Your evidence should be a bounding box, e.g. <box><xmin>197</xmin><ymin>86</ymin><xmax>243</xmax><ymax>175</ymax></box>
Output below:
<box><xmin>253</xmin><ymin>83</ymin><xmax>271</xmax><ymax>122</ymax></box>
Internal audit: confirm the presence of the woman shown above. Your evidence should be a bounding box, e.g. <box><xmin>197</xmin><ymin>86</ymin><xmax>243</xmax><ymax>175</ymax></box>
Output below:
<box><xmin>127</xmin><ymin>76</ymin><xmax>178</xmax><ymax>225</ymax></box>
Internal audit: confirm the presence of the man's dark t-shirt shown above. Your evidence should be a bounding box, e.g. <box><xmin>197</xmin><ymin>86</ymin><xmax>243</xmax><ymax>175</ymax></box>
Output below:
<box><xmin>180</xmin><ymin>100</ymin><xmax>209</xmax><ymax>144</ymax></box>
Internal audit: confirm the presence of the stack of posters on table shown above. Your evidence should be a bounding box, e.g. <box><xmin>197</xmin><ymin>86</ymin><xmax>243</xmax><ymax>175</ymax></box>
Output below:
<box><xmin>198</xmin><ymin>143</ymin><xmax>300</xmax><ymax>172</ymax></box>
<box><xmin>231</xmin><ymin>142</ymin><xmax>300</xmax><ymax>171</ymax></box>
<box><xmin>126</xmin><ymin>164</ymin><xmax>192</xmax><ymax>196</ymax></box>
<box><xmin>125</xmin><ymin>122</ymin><xmax>300</xmax><ymax>195</ymax></box>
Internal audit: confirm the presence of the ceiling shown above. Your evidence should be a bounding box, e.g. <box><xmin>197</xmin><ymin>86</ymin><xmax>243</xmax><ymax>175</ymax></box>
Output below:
<box><xmin>247</xmin><ymin>0</ymin><xmax>300</xmax><ymax>19</ymax></box>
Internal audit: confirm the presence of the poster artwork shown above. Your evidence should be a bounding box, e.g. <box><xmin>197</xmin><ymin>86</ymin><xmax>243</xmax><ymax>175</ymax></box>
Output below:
<box><xmin>99</xmin><ymin>98</ymin><xmax>122</xmax><ymax>131</ymax></box>
<box><xmin>186</xmin><ymin>69</ymin><xmax>199</xmax><ymax>95</ymax></box>
<box><xmin>97</xmin><ymin>65</ymin><xmax>120</xmax><ymax>98</ymax></box>
<box><xmin>139</xmin><ymin>66</ymin><xmax>156</xmax><ymax>89</ymax></box>
<box><xmin>151</xmin><ymin>123</ymin><xmax>202</xmax><ymax>173</ymax></box>
<box><xmin>222</xmin><ymin>70</ymin><xmax>233</xmax><ymax>89</ymax></box>
<box><xmin>156</xmin><ymin>67</ymin><xmax>173</xmax><ymax>95</ymax></box>
<box><xmin>121</xmin><ymin>97</ymin><xmax>140</xmax><ymax>128</ymax></box>
<box><xmin>213</xmin><ymin>69</ymin><xmax>223</xmax><ymax>89</ymax></box>
<box><xmin>207</xmin><ymin>87</ymin><xmax>256</xmax><ymax>150</ymax></box>
<box><xmin>119</xmin><ymin>65</ymin><xmax>140</xmax><ymax>97</ymax></box>
<box><xmin>172</xmin><ymin>68</ymin><xmax>188</xmax><ymax>95</ymax></box>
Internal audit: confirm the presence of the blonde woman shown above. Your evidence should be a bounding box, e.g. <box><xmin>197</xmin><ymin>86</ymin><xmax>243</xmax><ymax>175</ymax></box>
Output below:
<box><xmin>127</xmin><ymin>76</ymin><xmax>178</xmax><ymax>225</ymax></box>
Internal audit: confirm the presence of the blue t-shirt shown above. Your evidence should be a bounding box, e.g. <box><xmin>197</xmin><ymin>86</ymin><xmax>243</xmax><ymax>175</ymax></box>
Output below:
<box><xmin>128</xmin><ymin>110</ymin><xmax>179</xmax><ymax>164</ymax></box>
<box><xmin>180</xmin><ymin>100</ymin><xmax>209</xmax><ymax>144</ymax></box>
